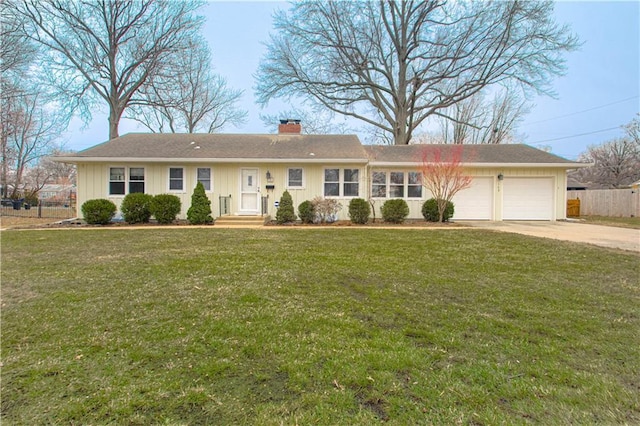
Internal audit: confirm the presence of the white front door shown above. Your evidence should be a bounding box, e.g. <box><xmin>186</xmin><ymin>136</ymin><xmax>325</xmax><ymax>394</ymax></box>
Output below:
<box><xmin>240</xmin><ymin>168</ymin><xmax>260</xmax><ymax>214</ymax></box>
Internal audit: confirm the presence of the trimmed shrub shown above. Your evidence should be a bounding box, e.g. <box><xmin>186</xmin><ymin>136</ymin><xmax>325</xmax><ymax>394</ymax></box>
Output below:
<box><xmin>276</xmin><ymin>190</ymin><xmax>296</xmax><ymax>224</ymax></box>
<box><xmin>381</xmin><ymin>199</ymin><xmax>409</xmax><ymax>224</ymax></box>
<box><xmin>120</xmin><ymin>193</ymin><xmax>153</xmax><ymax>224</ymax></box>
<box><xmin>422</xmin><ymin>198</ymin><xmax>455</xmax><ymax>222</ymax></box>
<box><xmin>151</xmin><ymin>194</ymin><xmax>181</xmax><ymax>224</ymax></box>
<box><xmin>298</xmin><ymin>200</ymin><xmax>315</xmax><ymax>224</ymax></box>
<box><xmin>81</xmin><ymin>199</ymin><xmax>116</xmax><ymax>225</ymax></box>
<box><xmin>187</xmin><ymin>182</ymin><xmax>213</xmax><ymax>225</ymax></box>
<box><xmin>348</xmin><ymin>198</ymin><xmax>370</xmax><ymax>224</ymax></box>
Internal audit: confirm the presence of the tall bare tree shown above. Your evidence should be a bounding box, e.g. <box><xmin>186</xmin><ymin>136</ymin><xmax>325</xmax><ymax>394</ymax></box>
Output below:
<box><xmin>11</xmin><ymin>0</ymin><xmax>204</xmax><ymax>140</ymax></box>
<box><xmin>573</xmin><ymin>116</ymin><xmax>640</xmax><ymax>188</ymax></box>
<box><xmin>256</xmin><ymin>0</ymin><xmax>579</xmax><ymax>145</ymax></box>
<box><xmin>1</xmin><ymin>0</ymin><xmax>44</xmax><ymax>197</ymax></box>
<box><xmin>127</xmin><ymin>38</ymin><xmax>246</xmax><ymax>133</ymax></box>
<box><xmin>431</xmin><ymin>86</ymin><xmax>531</xmax><ymax>144</ymax></box>
<box><xmin>259</xmin><ymin>107</ymin><xmax>352</xmax><ymax>135</ymax></box>
<box><xmin>2</xmin><ymin>92</ymin><xmax>64</xmax><ymax>197</ymax></box>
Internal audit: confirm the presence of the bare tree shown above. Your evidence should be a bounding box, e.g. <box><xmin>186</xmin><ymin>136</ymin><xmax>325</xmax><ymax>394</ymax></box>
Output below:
<box><xmin>2</xmin><ymin>92</ymin><xmax>64</xmax><ymax>198</ymax></box>
<box><xmin>574</xmin><ymin>117</ymin><xmax>640</xmax><ymax>189</ymax></box>
<box><xmin>1</xmin><ymin>0</ymin><xmax>41</xmax><ymax>197</ymax></box>
<box><xmin>128</xmin><ymin>38</ymin><xmax>247</xmax><ymax>133</ymax></box>
<box><xmin>431</xmin><ymin>86</ymin><xmax>531</xmax><ymax>144</ymax></box>
<box><xmin>255</xmin><ymin>0</ymin><xmax>578</xmax><ymax>145</ymax></box>
<box><xmin>419</xmin><ymin>145</ymin><xmax>473</xmax><ymax>222</ymax></box>
<box><xmin>11</xmin><ymin>0</ymin><xmax>204</xmax><ymax>140</ymax></box>
<box><xmin>259</xmin><ymin>107</ymin><xmax>352</xmax><ymax>134</ymax></box>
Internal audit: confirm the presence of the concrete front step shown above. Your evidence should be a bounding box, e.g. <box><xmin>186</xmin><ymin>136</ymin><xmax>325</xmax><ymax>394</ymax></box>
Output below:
<box><xmin>215</xmin><ymin>215</ymin><xmax>268</xmax><ymax>227</ymax></box>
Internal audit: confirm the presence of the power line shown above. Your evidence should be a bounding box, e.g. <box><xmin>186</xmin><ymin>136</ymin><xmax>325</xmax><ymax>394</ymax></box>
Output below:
<box><xmin>522</xmin><ymin>95</ymin><xmax>639</xmax><ymax>126</ymax></box>
<box><xmin>529</xmin><ymin>126</ymin><xmax>621</xmax><ymax>145</ymax></box>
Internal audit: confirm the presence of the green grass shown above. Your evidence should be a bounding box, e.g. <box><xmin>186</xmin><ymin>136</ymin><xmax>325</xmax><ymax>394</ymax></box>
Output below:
<box><xmin>579</xmin><ymin>215</ymin><xmax>640</xmax><ymax>229</ymax></box>
<box><xmin>1</xmin><ymin>228</ymin><xmax>639</xmax><ymax>425</ymax></box>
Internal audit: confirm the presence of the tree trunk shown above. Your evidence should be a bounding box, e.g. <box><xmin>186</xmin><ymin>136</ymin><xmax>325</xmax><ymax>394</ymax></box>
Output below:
<box><xmin>108</xmin><ymin>106</ymin><xmax>123</xmax><ymax>140</ymax></box>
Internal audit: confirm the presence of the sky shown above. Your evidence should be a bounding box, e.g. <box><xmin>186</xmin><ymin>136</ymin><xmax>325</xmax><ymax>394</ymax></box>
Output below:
<box><xmin>65</xmin><ymin>1</ymin><xmax>640</xmax><ymax>161</ymax></box>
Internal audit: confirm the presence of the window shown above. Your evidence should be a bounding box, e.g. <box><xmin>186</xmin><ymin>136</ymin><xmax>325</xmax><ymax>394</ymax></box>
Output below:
<box><xmin>129</xmin><ymin>167</ymin><xmax>145</xmax><ymax>193</ymax></box>
<box><xmin>324</xmin><ymin>168</ymin><xmax>360</xmax><ymax>197</ymax></box>
<box><xmin>287</xmin><ymin>168</ymin><xmax>304</xmax><ymax>188</ymax></box>
<box><xmin>324</xmin><ymin>168</ymin><xmax>340</xmax><ymax>196</ymax></box>
<box><xmin>197</xmin><ymin>167</ymin><xmax>211</xmax><ymax>191</ymax></box>
<box><xmin>390</xmin><ymin>172</ymin><xmax>404</xmax><ymax>198</ymax></box>
<box><xmin>408</xmin><ymin>172</ymin><xmax>422</xmax><ymax>198</ymax></box>
<box><xmin>344</xmin><ymin>169</ymin><xmax>359</xmax><ymax>196</ymax></box>
<box><xmin>372</xmin><ymin>171</ymin><xmax>386</xmax><ymax>197</ymax></box>
<box><xmin>371</xmin><ymin>171</ymin><xmax>423</xmax><ymax>199</ymax></box>
<box><xmin>109</xmin><ymin>167</ymin><xmax>125</xmax><ymax>195</ymax></box>
<box><xmin>169</xmin><ymin>167</ymin><xmax>184</xmax><ymax>191</ymax></box>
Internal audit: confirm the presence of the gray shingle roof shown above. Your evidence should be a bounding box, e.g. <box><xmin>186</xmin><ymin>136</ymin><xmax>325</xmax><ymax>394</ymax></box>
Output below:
<box><xmin>72</xmin><ymin>133</ymin><xmax>367</xmax><ymax>161</ymax></box>
<box><xmin>365</xmin><ymin>144</ymin><xmax>580</xmax><ymax>165</ymax></box>
<box><xmin>61</xmin><ymin>133</ymin><xmax>581</xmax><ymax>166</ymax></box>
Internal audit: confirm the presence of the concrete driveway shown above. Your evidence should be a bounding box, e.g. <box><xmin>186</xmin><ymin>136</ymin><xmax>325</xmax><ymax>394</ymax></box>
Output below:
<box><xmin>464</xmin><ymin>221</ymin><xmax>640</xmax><ymax>253</ymax></box>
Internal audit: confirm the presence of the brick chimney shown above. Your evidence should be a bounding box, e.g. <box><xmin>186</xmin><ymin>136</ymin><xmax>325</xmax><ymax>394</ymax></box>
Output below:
<box><xmin>278</xmin><ymin>119</ymin><xmax>302</xmax><ymax>134</ymax></box>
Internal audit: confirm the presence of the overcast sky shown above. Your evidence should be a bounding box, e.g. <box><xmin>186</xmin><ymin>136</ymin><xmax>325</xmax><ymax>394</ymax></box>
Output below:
<box><xmin>65</xmin><ymin>0</ymin><xmax>640</xmax><ymax>161</ymax></box>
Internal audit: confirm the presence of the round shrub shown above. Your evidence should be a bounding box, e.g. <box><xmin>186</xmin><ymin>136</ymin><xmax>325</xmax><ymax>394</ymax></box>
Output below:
<box><xmin>422</xmin><ymin>198</ymin><xmax>455</xmax><ymax>222</ymax></box>
<box><xmin>120</xmin><ymin>193</ymin><xmax>153</xmax><ymax>224</ymax></box>
<box><xmin>381</xmin><ymin>199</ymin><xmax>409</xmax><ymax>224</ymax></box>
<box><xmin>276</xmin><ymin>190</ymin><xmax>296</xmax><ymax>224</ymax></box>
<box><xmin>348</xmin><ymin>198</ymin><xmax>371</xmax><ymax>224</ymax></box>
<box><xmin>151</xmin><ymin>194</ymin><xmax>181</xmax><ymax>224</ymax></box>
<box><xmin>187</xmin><ymin>182</ymin><xmax>213</xmax><ymax>225</ymax></box>
<box><xmin>81</xmin><ymin>199</ymin><xmax>116</xmax><ymax>225</ymax></box>
<box><xmin>298</xmin><ymin>200</ymin><xmax>315</xmax><ymax>224</ymax></box>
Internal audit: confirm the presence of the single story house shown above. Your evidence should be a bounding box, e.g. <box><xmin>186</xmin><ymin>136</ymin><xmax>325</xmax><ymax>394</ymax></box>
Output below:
<box><xmin>54</xmin><ymin>122</ymin><xmax>585</xmax><ymax>221</ymax></box>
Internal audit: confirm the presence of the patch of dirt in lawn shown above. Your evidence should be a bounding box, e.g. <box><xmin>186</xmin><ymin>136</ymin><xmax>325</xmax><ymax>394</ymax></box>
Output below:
<box><xmin>0</xmin><ymin>216</ymin><xmax>67</xmax><ymax>229</ymax></box>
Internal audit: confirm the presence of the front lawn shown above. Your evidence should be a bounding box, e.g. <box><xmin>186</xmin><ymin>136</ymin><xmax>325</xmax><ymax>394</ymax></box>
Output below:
<box><xmin>1</xmin><ymin>229</ymin><xmax>638</xmax><ymax>424</ymax></box>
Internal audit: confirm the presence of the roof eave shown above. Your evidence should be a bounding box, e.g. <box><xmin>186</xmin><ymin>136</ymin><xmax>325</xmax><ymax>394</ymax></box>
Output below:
<box><xmin>52</xmin><ymin>156</ymin><xmax>369</xmax><ymax>164</ymax></box>
<box><xmin>368</xmin><ymin>161</ymin><xmax>588</xmax><ymax>168</ymax></box>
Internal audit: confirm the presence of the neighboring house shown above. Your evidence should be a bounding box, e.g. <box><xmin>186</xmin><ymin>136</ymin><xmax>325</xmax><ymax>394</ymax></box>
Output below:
<box><xmin>39</xmin><ymin>184</ymin><xmax>76</xmax><ymax>204</ymax></box>
<box><xmin>54</xmin><ymin>122</ymin><xmax>586</xmax><ymax>221</ymax></box>
<box><xmin>566</xmin><ymin>176</ymin><xmax>589</xmax><ymax>191</ymax></box>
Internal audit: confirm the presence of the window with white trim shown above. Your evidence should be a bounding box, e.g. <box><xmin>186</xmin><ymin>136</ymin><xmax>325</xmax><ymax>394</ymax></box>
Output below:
<box><xmin>169</xmin><ymin>167</ymin><xmax>184</xmax><ymax>191</ymax></box>
<box><xmin>390</xmin><ymin>172</ymin><xmax>404</xmax><ymax>197</ymax></box>
<box><xmin>407</xmin><ymin>172</ymin><xmax>422</xmax><ymax>198</ymax></box>
<box><xmin>109</xmin><ymin>167</ymin><xmax>125</xmax><ymax>195</ymax></box>
<box><xmin>197</xmin><ymin>167</ymin><xmax>211</xmax><ymax>191</ymax></box>
<box><xmin>372</xmin><ymin>171</ymin><xmax>386</xmax><ymax>197</ymax></box>
<box><xmin>344</xmin><ymin>169</ymin><xmax>359</xmax><ymax>196</ymax></box>
<box><xmin>287</xmin><ymin>168</ymin><xmax>304</xmax><ymax>188</ymax></box>
<box><xmin>371</xmin><ymin>171</ymin><xmax>422</xmax><ymax>199</ymax></box>
<box><xmin>324</xmin><ymin>168</ymin><xmax>340</xmax><ymax>196</ymax></box>
<box><xmin>129</xmin><ymin>167</ymin><xmax>145</xmax><ymax>193</ymax></box>
<box><xmin>324</xmin><ymin>168</ymin><xmax>360</xmax><ymax>197</ymax></box>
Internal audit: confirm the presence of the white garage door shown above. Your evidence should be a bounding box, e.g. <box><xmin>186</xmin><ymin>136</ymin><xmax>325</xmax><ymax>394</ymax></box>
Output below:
<box><xmin>503</xmin><ymin>178</ymin><xmax>554</xmax><ymax>220</ymax></box>
<box><xmin>451</xmin><ymin>177</ymin><xmax>493</xmax><ymax>220</ymax></box>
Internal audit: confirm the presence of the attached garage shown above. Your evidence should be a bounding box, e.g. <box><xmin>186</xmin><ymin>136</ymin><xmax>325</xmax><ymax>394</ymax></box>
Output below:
<box><xmin>503</xmin><ymin>178</ymin><xmax>554</xmax><ymax>220</ymax></box>
<box><xmin>452</xmin><ymin>177</ymin><xmax>493</xmax><ymax>220</ymax></box>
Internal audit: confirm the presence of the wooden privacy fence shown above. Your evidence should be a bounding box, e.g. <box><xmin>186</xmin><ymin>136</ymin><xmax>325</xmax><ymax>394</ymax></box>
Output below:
<box><xmin>567</xmin><ymin>189</ymin><xmax>640</xmax><ymax>217</ymax></box>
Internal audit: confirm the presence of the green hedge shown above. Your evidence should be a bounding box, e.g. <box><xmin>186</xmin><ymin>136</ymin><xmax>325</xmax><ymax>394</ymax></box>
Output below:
<box><xmin>121</xmin><ymin>193</ymin><xmax>153</xmax><ymax>224</ymax></box>
<box><xmin>151</xmin><ymin>194</ymin><xmax>181</xmax><ymax>224</ymax></box>
<box><xmin>348</xmin><ymin>198</ymin><xmax>370</xmax><ymax>224</ymax></box>
<box><xmin>381</xmin><ymin>199</ymin><xmax>409</xmax><ymax>224</ymax></box>
<box><xmin>422</xmin><ymin>198</ymin><xmax>455</xmax><ymax>222</ymax></box>
<box><xmin>81</xmin><ymin>199</ymin><xmax>116</xmax><ymax>225</ymax></box>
